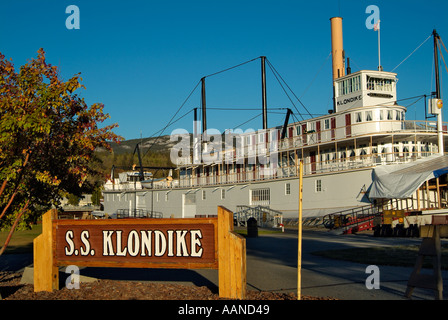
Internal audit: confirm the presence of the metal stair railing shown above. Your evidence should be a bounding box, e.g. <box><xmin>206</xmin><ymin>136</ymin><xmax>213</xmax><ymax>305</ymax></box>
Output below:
<box><xmin>234</xmin><ymin>205</ymin><xmax>283</xmax><ymax>228</ymax></box>
<box><xmin>116</xmin><ymin>208</ymin><xmax>163</xmax><ymax>219</ymax></box>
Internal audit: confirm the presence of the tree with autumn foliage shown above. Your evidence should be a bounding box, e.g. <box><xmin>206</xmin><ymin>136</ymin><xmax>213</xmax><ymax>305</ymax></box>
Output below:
<box><xmin>0</xmin><ymin>49</ymin><xmax>122</xmax><ymax>256</ymax></box>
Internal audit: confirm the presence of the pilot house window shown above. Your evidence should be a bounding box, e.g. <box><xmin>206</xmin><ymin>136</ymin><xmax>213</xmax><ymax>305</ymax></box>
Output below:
<box><xmin>366</xmin><ymin>76</ymin><xmax>393</xmax><ymax>92</ymax></box>
<box><xmin>338</xmin><ymin>75</ymin><xmax>361</xmax><ymax>96</ymax></box>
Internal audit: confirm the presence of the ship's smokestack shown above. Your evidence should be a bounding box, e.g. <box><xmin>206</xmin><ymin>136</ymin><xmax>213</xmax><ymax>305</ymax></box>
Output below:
<box><xmin>330</xmin><ymin>17</ymin><xmax>345</xmax><ymax>80</ymax></box>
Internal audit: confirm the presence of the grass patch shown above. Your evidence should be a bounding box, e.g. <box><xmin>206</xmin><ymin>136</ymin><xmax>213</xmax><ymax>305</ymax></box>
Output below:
<box><xmin>312</xmin><ymin>244</ymin><xmax>448</xmax><ymax>270</ymax></box>
<box><xmin>234</xmin><ymin>228</ymin><xmax>283</xmax><ymax>237</ymax></box>
<box><xmin>0</xmin><ymin>224</ymin><xmax>42</xmax><ymax>254</ymax></box>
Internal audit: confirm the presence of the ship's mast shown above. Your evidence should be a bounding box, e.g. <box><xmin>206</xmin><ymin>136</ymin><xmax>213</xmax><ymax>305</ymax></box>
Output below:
<box><xmin>433</xmin><ymin>30</ymin><xmax>441</xmax><ymax>100</ymax></box>
<box><xmin>261</xmin><ymin>56</ymin><xmax>268</xmax><ymax>130</ymax></box>
<box><xmin>433</xmin><ymin>29</ymin><xmax>444</xmax><ymax>155</ymax></box>
<box><xmin>201</xmin><ymin>77</ymin><xmax>207</xmax><ymax>133</ymax></box>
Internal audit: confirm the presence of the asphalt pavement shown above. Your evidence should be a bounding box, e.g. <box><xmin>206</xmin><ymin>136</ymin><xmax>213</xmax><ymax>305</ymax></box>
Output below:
<box><xmin>242</xmin><ymin>228</ymin><xmax>448</xmax><ymax>300</ymax></box>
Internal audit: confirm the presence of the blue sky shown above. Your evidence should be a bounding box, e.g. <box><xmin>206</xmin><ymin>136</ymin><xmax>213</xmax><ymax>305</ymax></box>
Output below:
<box><xmin>1</xmin><ymin>0</ymin><xmax>448</xmax><ymax>140</ymax></box>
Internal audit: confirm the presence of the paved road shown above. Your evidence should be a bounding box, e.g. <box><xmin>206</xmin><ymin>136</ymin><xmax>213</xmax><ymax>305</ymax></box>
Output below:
<box><xmin>2</xmin><ymin>228</ymin><xmax>447</xmax><ymax>300</ymax></box>
<box><xmin>242</xmin><ymin>229</ymin><xmax>448</xmax><ymax>300</ymax></box>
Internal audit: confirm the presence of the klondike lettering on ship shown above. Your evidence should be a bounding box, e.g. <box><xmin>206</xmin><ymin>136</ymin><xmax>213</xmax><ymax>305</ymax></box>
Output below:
<box><xmin>337</xmin><ymin>94</ymin><xmax>362</xmax><ymax>106</ymax></box>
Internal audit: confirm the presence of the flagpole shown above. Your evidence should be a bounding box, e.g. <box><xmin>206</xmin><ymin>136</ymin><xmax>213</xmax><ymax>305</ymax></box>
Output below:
<box><xmin>377</xmin><ymin>20</ymin><xmax>382</xmax><ymax>71</ymax></box>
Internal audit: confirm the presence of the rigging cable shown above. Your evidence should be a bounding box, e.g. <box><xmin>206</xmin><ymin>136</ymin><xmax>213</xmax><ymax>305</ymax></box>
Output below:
<box><xmin>206</xmin><ymin>107</ymin><xmax>288</xmax><ymax>111</ymax></box>
<box><xmin>391</xmin><ymin>33</ymin><xmax>432</xmax><ymax>72</ymax></box>
<box><xmin>299</xmin><ymin>52</ymin><xmax>331</xmax><ymax>99</ymax></box>
<box><xmin>264</xmin><ymin>59</ymin><xmax>304</xmax><ymax>121</ymax></box>
<box><xmin>224</xmin><ymin>113</ymin><xmax>263</xmax><ymax>134</ymax></box>
<box><xmin>141</xmin><ymin>81</ymin><xmax>201</xmax><ymax>159</ymax></box>
<box><xmin>203</xmin><ymin>57</ymin><xmax>260</xmax><ymax>79</ymax></box>
<box><xmin>137</xmin><ymin>108</ymin><xmax>195</xmax><ymax>166</ymax></box>
<box><xmin>265</xmin><ymin>58</ymin><xmax>313</xmax><ymax>120</ymax></box>
<box><xmin>140</xmin><ymin>58</ymin><xmax>260</xmax><ymax>160</ymax></box>
<box><xmin>437</xmin><ymin>38</ymin><xmax>448</xmax><ymax>76</ymax></box>
<box><xmin>141</xmin><ymin>58</ymin><xmax>260</xmax><ymax>161</ymax></box>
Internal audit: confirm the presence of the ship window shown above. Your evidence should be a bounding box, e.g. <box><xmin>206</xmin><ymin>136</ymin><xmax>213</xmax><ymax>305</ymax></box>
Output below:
<box><xmin>349</xmin><ymin>148</ymin><xmax>355</xmax><ymax>158</ymax></box>
<box><xmin>296</xmin><ymin>126</ymin><xmax>301</xmax><ymax>135</ymax></box>
<box><xmin>315</xmin><ymin>180</ymin><xmax>322</xmax><ymax>192</ymax></box>
<box><xmin>360</xmin><ymin>144</ymin><xmax>367</xmax><ymax>155</ymax></box>
<box><xmin>403</xmin><ymin>146</ymin><xmax>409</xmax><ymax>156</ymax></box>
<box><xmin>338</xmin><ymin>75</ymin><xmax>361</xmax><ymax>96</ymax></box>
<box><xmin>184</xmin><ymin>193</ymin><xmax>196</xmax><ymax>205</ymax></box>
<box><xmin>367</xmin><ymin>76</ymin><xmax>393</xmax><ymax>92</ymax></box>
<box><xmin>354</xmin><ymin>75</ymin><xmax>361</xmax><ymax>91</ymax></box>
<box><xmin>356</xmin><ymin>112</ymin><xmax>363</xmax><ymax>123</ymax></box>
<box><xmin>396</xmin><ymin>111</ymin><xmax>401</xmax><ymax>120</ymax></box>
<box><xmin>366</xmin><ymin>111</ymin><xmax>373</xmax><ymax>121</ymax></box>
<box><xmin>387</xmin><ymin>110</ymin><xmax>393</xmax><ymax>120</ymax></box>
<box><xmin>250</xmin><ymin>188</ymin><xmax>270</xmax><ymax>205</ymax></box>
<box><xmin>221</xmin><ymin>189</ymin><xmax>226</xmax><ymax>200</ymax></box>
<box><xmin>308</xmin><ymin>122</ymin><xmax>315</xmax><ymax>131</ymax></box>
<box><xmin>324</xmin><ymin>119</ymin><xmax>330</xmax><ymax>130</ymax></box>
<box><xmin>202</xmin><ymin>190</ymin><xmax>206</xmax><ymax>200</ymax></box>
<box><xmin>285</xmin><ymin>183</ymin><xmax>291</xmax><ymax>195</ymax></box>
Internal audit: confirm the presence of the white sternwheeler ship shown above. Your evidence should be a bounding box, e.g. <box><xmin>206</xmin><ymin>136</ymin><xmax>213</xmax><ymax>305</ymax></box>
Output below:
<box><xmin>102</xmin><ymin>16</ymin><xmax>448</xmax><ymax>229</ymax></box>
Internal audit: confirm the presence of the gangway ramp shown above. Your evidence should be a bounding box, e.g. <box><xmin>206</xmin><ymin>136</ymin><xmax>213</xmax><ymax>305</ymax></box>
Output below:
<box><xmin>322</xmin><ymin>205</ymin><xmax>381</xmax><ymax>234</ymax></box>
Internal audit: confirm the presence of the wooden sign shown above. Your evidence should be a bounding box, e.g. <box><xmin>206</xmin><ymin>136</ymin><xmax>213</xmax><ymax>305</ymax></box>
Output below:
<box><xmin>34</xmin><ymin>206</ymin><xmax>246</xmax><ymax>299</ymax></box>
<box><xmin>54</xmin><ymin>218</ymin><xmax>217</xmax><ymax>269</ymax></box>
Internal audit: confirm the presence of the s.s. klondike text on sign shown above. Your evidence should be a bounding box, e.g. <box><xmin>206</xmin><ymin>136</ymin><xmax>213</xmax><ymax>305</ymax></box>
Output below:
<box><xmin>33</xmin><ymin>207</ymin><xmax>246</xmax><ymax>299</ymax></box>
<box><xmin>55</xmin><ymin>219</ymin><xmax>217</xmax><ymax>269</ymax></box>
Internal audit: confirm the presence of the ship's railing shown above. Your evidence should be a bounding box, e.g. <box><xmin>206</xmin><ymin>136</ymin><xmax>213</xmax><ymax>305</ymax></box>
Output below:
<box><xmin>278</xmin><ymin>120</ymin><xmax>445</xmax><ymax>151</ymax></box>
<box><xmin>109</xmin><ymin>148</ymin><xmax>439</xmax><ymax>190</ymax></box>
<box><xmin>175</xmin><ymin>151</ymin><xmax>439</xmax><ymax>187</ymax></box>
<box><xmin>172</xmin><ymin>119</ymin><xmax>446</xmax><ymax>167</ymax></box>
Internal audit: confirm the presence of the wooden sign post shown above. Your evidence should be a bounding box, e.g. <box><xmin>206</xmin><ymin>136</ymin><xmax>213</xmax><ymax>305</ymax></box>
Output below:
<box><xmin>405</xmin><ymin>225</ymin><xmax>443</xmax><ymax>300</ymax></box>
<box><xmin>34</xmin><ymin>206</ymin><xmax>246</xmax><ymax>299</ymax></box>
<box><xmin>297</xmin><ymin>160</ymin><xmax>303</xmax><ymax>300</ymax></box>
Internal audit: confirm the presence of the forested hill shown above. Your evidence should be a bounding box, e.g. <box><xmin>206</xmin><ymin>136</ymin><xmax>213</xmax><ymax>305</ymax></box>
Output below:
<box><xmin>108</xmin><ymin>135</ymin><xmax>177</xmax><ymax>155</ymax></box>
<box><xmin>93</xmin><ymin>135</ymin><xmax>180</xmax><ymax>180</ymax></box>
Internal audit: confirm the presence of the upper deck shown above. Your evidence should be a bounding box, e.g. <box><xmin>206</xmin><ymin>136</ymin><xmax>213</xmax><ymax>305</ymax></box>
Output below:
<box><xmin>104</xmin><ymin>69</ymin><xmax>447</xmax><ymax>191</ymax></box>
